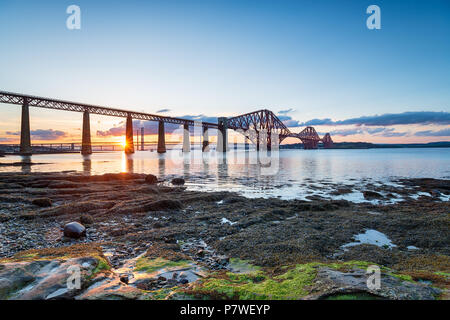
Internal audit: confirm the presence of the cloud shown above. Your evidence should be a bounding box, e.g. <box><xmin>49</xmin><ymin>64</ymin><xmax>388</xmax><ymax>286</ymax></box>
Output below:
<box><xmin>302</xmin><ymin>118</ymin><xmax>334</xmax><ymax>126</ymax></box>
<box><xmin>156</xmin><ymin>108</ymin><xmax>171</xmax><ymax>113</ymax></box>
<box><xmin>6</xmin><ymin>129</ymin><xmax>67</xmax><ymax>140</ymax></box>
<box><xmin>278</xmin><ymin>108</ymin><xmax>294</xmax><ymax>115</ymax></box>
<box><xmin>330</xmin><ymin>126</ymin><xmax>408</xmax><ymax>137</ymax></box>
<box><xmin>414</xmin><ymin>128</ymin><xmax>450</xmax><ymax>137</ymax></box>
<box><xmin>330</xmin><ymin>128</ymin><xmax>364</xmax><ymax>136</ymax></box>
<box><xmin>300</xmin><ymin>111</ymin><xmax>450</xmax><ymax>127</ymax></box>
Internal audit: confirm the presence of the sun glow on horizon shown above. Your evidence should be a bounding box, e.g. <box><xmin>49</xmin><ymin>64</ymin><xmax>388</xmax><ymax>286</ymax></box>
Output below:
<box><xmin>120</xmin><ymin>136</ymin><xmax>126</xmax><ymax>147</ymax></box>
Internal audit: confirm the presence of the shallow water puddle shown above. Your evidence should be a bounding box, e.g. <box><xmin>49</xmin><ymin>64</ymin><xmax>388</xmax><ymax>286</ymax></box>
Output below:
<box><xmin>341</xmin><ymin>229</ymin><xmax>397</xmax><ymax>250</ymax></box>
<box><xmin>410</xmin><ymin>191</ymin><xmax>432</xmax><ymax>200</ymax></box>
<box><xmin>221</xmin><ymin>217</ymin><xmax>237</xmax><ymax>225</ymax></box>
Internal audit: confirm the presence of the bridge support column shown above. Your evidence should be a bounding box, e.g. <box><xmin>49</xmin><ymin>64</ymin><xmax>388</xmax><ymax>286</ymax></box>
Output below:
<box><xmin>256</xmin><ymin>132</ymin><xmax>260</xmax><ymax>151</ymax></box>
<box><xmin>244</xmin><ymin>136</ymin><xmax>249</xmax><ymax>151</ymax></box>
<box><xmin>202</xmin><ymin>126</ymin><xmax>209</xmax><ymax>152</ymax></box>
<box><xmin>141</xmin><ymin>127</ymin><xmax>144</xmax><ymax>151</ymax></box>
<box><xmin>217</xmin><ymin>117</ymin><xmax>228</xmax><ymax>153</ymax></box>
<box><xmin>81</xmin><ymin>110</ymin><xmax>92</xmax><ymax>155</ymax></box>
<box><xmin>157</xmin><ymin>121</ymin><xmax>166</xmax><ymax>153</ymax></box>
<box><xmin>125</xmin><ymin>114</ymin><xmax>134</xmax><ymax>154</ymax></box>
<box><xmin>20</xmin><ymin>98</ymin><xmax>32</xmax><ymax>155</ymax></box>
<box><xmin>183</xmin><ymin>123</ymin><xmax>190</xmax><ymax>152</ymax></box>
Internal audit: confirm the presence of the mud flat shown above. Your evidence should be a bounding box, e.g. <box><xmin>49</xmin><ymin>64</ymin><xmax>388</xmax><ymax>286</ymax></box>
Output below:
<box><xmin>0</xmin><ymin>172</ymin><xmax>448</xmax><ymax>300</ymax></box>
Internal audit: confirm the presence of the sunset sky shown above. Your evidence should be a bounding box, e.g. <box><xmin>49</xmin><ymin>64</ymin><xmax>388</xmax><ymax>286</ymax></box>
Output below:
<box><xmin>0</xmin><ymin>0</ymin><xmax>449</xmax><ymax>144</ymax></box>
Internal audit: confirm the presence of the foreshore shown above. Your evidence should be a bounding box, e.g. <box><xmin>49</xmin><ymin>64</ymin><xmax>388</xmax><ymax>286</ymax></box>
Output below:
<box><xmin>0</xmin><ymin>171</ymin><xmax>448</xmax><ymax>300</ymax></box>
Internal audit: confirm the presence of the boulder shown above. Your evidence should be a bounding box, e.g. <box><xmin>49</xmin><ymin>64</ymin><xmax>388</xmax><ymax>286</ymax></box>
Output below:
<box><xmin>120</xmin><ymin>275</ymin><xmax>129</xmax><ymax>284</ymax></box>
<box><xmin>144</xmin><ymin>174</ymin><xmax>158</xmax><ymax>184</ymax></box>
<box><xmin>171</xmin><ymin>178</ymin><xmax>185</xmax><ymax>185</ymax></box>
<box><xmin>32</xmin><ymin>198</ymin><xmax>53</xmax><ymax>207</ymax></box>
<box><xmin>64</xmin><ymin>222</ymin><xmax>86</xmax><ymax>239</ymax></box>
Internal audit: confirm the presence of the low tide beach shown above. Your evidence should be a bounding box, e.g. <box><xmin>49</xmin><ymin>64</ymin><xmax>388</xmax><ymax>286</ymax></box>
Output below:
<box><xmin>0</xmin><ymin>169</ymin><xmax>448</xmax><ymax>300</ymax></box>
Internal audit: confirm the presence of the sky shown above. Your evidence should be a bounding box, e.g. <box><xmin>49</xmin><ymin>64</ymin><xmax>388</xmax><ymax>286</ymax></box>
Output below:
<box><xmin>0</xmin><ymin>0</ymin><xmax>449</xmax><ymax>144</ymax></box>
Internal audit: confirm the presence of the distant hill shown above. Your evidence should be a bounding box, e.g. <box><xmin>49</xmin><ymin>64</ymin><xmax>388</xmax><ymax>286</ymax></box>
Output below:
<box><xmin>281</xmin><ymin>141</ymin><xmax>450</xmax><ymax>149</ymax></box>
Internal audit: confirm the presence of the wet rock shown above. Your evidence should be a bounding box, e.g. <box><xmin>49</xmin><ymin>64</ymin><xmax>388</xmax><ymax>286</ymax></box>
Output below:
<box><xmin>310</xmin><ymin>267</ymin><xmax>441</xmax><ymax>300</ymax></box>
<box><xmin>32</xmin><ymin>198</ymin><xmax>52</xmax><ymax>207</ymax></box>
<box><xmin>215</xmin><ymin>255</ymin><xmax>229</xmax><ymax>265</ymax></box>
<box><xmin>120</xmin><ymin>275</ymin><xmax>129</xmax><ymax>284</ymax></box>
<box><xmin>64</xmin><ymin>222</ymin><xmax>86</xmax><ymax>239</ymax></box>
<box><xmin>157</xmin><ymin>276</ymin><xmax>167</xmax><ymax>281</ymax></box>
<box><xmin>80</xmin><ymin>214</ymin><xmax>94</xmax><ymax>225</ymax></box>
<box><xmin>144</xmin><ymin>174</ymin><xmax>158</xmax><ymax>184</ymax></box>
<box><xmin>171</xmin><ymin>178</ymin><xmax>185</xmax><ymax>185</ymax></box>
<box><xmin>363</xmin><ymin>191</ymin><xmax>383</xmax><ymax>200</ymax></box>
<box><xmin>153</xmin><ymin>222</ymin><xmax>163</xmax><ymax>228</ymax></box>
<box><xmin>0</xmin><ymin>256</ymin><xmax>98</xmax><ymax>299</ymax></box>
<box><xmin>179</xmin><ymin>278</ymin><xmax>189</xmax><ymax>285</ymax></box>
<box><xmin>145</xmin><ymin>199</ymin><xmax>183</xmax><ymax>211</ymax></box>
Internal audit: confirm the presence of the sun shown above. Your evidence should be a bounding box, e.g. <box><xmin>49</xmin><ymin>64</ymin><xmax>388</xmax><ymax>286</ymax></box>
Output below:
<box><xmin>120</xmin><ymin>136</ymin><xmax>127</xmax><ymax>148</ymax></box>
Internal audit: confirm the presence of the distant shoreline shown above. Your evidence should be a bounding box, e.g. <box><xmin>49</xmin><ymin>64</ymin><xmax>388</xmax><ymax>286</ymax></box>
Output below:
<box><xmin>281</xmin><ymin>141</ymin><xmax>450</xmax><ymax>149</ymax></box>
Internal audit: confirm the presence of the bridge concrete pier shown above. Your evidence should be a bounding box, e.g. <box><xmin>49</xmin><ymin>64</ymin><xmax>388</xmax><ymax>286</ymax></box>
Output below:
<box><xmin>183</xmin><ymin>123</ymin><xmax>190</xmax><ymax>152</ymax></box>
<box><xmin>140</xmin><ymin>127</ymin><xmax>145</xmax><ymax>151</ymax></box>
<box><xmin>256</xmin><ymin>132</ymin><xmax>260</xmax><ymax>151</ymax></box>
<box><xmin>217</xmin><ymin>117</ymin><xmax>228</xmax><ymax>153</ymax></box>
<box><xmin>202</xmin><ymin>126</ymin><xmax>209</xmax><ymax>152</ymax></box>
<box><xmin>125</xmin><ymin>114</ymin><xmax>134</xmax><ymax>154</ymax></box>
<box><xmin>81</xmin><ymin>110</ymin><xmax>92</xmax><ymax>155</ymax></box>
<box><xmin>157</xmin><ymin>121</ymin><xmax>166</xmax><ymax>153</ymax></box>
<box><xmin>244</xmin><ymin>135</ymin><xmax>249</xmax><ymax>151</ymax></box>
<box><xmin>20</xmin><ymin>98</ymin><xmax>32</xmax><ymax>155</ymax></box>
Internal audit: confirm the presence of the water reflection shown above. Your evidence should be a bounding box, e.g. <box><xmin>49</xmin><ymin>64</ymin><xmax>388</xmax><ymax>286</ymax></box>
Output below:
<box><xmin>20</xmin><ymin>155</ymin><xmax>32</xmax><ymax>173</ymax></box>
<box><xmin>82</xmin><ymin>155</ymin><xmax>92</xmax><ymax>174</ymax></box>
<box><xmin>1</xmin><ymin>148</ymin><xmax>448</xmax><ymax>200</ymax></box>
<box><xmin>158</xmin><ymin>155</ymin><xmax>165</xmax><ymax>177</ymax></box>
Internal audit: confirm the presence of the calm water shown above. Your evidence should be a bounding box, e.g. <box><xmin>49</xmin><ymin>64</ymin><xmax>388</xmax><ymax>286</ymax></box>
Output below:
<box><xmin>1</xmin><ymin>148</ymin><xmax>449</xmax><ymax>200</ymax></box>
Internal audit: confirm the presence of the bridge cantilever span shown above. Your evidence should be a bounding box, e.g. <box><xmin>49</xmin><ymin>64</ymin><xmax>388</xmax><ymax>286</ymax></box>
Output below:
<box><xmin>0</xmin><ymin>90</ymin><xmax>334</xmax><ymax>155</ymax></box>
<box><xmin>226</xmin><ymin>109</ymin><xmax>333</xmax><ymax>150</ymax></box>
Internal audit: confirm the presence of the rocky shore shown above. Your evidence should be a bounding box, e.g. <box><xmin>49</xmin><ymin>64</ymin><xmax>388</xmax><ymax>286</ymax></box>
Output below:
<box><xmin>0</xmin><ymin>172</ymin><xmax>448</xmax><ymax>300</ymax></box>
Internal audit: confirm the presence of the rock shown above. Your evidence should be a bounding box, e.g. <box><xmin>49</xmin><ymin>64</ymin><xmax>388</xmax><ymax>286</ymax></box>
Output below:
<box><xmin>196</xmin><ymin>249</ymin><xmax>205</xmax><ymax>257</ymax></box>
<box><xmin>144</xmin><ymin>174</ymin><xmax>158</xmax><ymax>184</ymax></box>
<box><xmin>363</xmin><ymin>191</ymin><xmax>384</xmax><ymax>200</ymax></box>
<box><xmin>0</xmin><ymin>256</ymin><xmax>98</xmax><ymax>300</ymax></box>
<box><xmin>32</xmin><ymin>198</ymin><xmax>52</xmax><ymax>207</ymax></box>
<box><xmin>120</xmin><ymin>275</ymin><xmax>129</xmax><ymax>284</ymax></box>
<box><xmin>171</xmin><ymin>178</ymin><xmax>185</xmax><ymax>185</ymax></box>
<box><xmin>179</xmin><ymin>278</ymin><xmax>189</xmax><ymax>284</ymax></box>
<box><xmin>179</xmin><ymin>272</ymin><xmax>187</xmax><ymax>279</ymax></box>
<box><xmin>216</xmin><ymin>255</ymin><xmax>230</xmax><ymax>265</ymax></box>
<box><xmin>310</xmin><ymin>267</ymin><xmax>441</xmax><ymax>300</ymax></box>
<box><xmin>145</xmin><ymin>199</ymin><xmax>183</xmax><ymax>211</ymax></box>
<box><xmin>157</xmin><ymin>276</ymin><xmax>167</xmax><ymax>281</ymax></box>
<box><xmin>64</xmin><ymin>222</ymin><xmax>86</xmax><ymax>239</ymax></box>
<box><xmin>80</xmin><ymin>214</ymin><xmax>94</xmax><ymax>225</ymax></box>
<box><xmin>153</xmin><ymin>222</ymin><xmax>163</xmax><ymax>228</ymax></box>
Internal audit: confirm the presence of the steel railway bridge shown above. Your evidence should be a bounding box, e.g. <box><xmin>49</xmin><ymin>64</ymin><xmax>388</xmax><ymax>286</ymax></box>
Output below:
<box><xmin>0</xmin><ymin>91</ymin><xmax>333</xmax><ymax>155</ymax></box>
